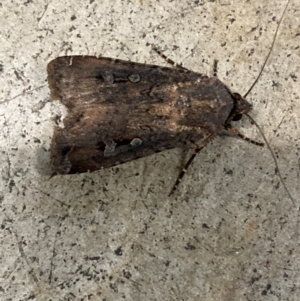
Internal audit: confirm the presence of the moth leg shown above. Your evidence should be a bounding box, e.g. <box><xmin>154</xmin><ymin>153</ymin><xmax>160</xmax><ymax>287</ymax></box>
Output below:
<box><xmin>213</xmin><ymin>59</ymin><xmax>219</xmax><ymax>77</ymax></box>
<box><xmin>169</xmin><ymin>135</ymin><xmax>215</xmax><ymax>196</ymax></box>
<box><xmin>169</xmin><ymin>145</ymin><xmax>205</xmax><ymax>196</ymax></box>
<box><xmin>226</xmin><ymin>124</ymin><xmax>264</xmax><ymax>147</ymax></box>
<box><xmin>151</xmin><ymin>45</ymin><xmax>188</xmax><ymax>70</ymax></box>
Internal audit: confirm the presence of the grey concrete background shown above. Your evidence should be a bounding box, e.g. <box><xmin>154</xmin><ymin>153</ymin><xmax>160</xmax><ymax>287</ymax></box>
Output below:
<box><xmin>1</xmin><ymin>0</ymin><xmax>300</xmax><ymax>300</ymax></box>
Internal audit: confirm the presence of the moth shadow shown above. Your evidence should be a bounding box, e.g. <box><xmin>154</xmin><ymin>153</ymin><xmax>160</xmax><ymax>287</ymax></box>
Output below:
<box><xmin>34</xmin><ymin>146</ymin><xmax>52</xmax><ymax>176</ymax></box>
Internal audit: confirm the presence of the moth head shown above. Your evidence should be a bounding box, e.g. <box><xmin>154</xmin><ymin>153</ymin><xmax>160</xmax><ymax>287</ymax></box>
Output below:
<box><xmin>225</xmin><ymin>92</ymin><xmax>264</xmax><ymax>147</ymax></box>
<box><xmin>230</xmin><ymin>92</ymin><xmax>252</xmax><ymax>122</ymax></box>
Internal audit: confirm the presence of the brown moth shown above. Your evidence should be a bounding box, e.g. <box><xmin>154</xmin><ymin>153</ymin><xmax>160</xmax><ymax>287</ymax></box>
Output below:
<box><xmin>48</xmin><ymin>56</ymin><xmax>255</xmax><ymax>176</ymax></box>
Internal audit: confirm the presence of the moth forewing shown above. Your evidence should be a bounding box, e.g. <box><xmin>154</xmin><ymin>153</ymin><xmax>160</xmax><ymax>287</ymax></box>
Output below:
<box><xmin>48</xmin><ymin>56</ymin><xmax>237</xmax><ymax>175</ymax></box>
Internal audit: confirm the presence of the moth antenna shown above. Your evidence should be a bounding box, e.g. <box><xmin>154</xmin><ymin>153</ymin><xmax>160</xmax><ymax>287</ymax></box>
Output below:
<box><xmin>243</xmin><ymin>0</ymin><xmax>290</xmax><ymax>98</ymax></box>
<box><xmin>245</xmin><ymin>113</ymin><xmax>295</xmax><ymax>207</ymax></box>
<box><xmin>240</xmin><ymin>0</ymin><xmax>294</xmax><ymax>206</ymax></box>
<box><xmin>226</xmin><ymin>124</ymin><xmax>264</xmax><ymax>147</ymax></box>
<box><xmin>213</xmin><ymin>59</ymin><xmax>219</xmax><ymax>77</ymax></box>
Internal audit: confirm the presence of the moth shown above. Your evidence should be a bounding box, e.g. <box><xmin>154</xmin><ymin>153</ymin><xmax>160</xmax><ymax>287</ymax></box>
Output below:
<box><xmin>47</xmin><ymin>52</ymin><xmax>261</xmax><ymax>190</ymax></box>
<box><xmin>47</xmin><ymin>48</ymin><xmax>293</xmax><ymax>202</ymax></box>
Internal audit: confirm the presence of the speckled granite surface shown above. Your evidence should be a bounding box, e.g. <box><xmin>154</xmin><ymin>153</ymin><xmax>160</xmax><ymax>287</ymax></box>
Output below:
<box><xmin>1</xmin><ymin>0</ymin><xmax>300</xmax><ymax>300</ymax></box>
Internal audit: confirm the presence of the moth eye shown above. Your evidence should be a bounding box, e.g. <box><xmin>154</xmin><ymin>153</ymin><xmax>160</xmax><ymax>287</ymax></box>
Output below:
<box><xmin>128</xmin><ymin>74</ymin><xmax>140</xmax><ymax>83</ymax></box>
<box><xmin>232</xmin><ymin>92</ymin><xmax>242</xmax><ymax>100</ymax></box>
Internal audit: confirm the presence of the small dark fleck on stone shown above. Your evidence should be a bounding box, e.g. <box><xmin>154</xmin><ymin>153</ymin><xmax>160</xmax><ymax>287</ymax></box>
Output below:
<box><xmin>224</xmin><ymin>168</ymin><xmax>233</xmax><ymax>175</ymax></box>
<box><xmin>9</xmin><ymin>180</ymin><xmax>15</xmax><ymax>193</ymax></box>
<box><xmin>114</xmin><ymin>246</ymin><xmax>123</xmax><ymax>256</ymax></box>
<box><xmin>71</xmin><ymin>15</ymin><xmax>76</xmax><ymax>21</ymax></box>
<box><xmin>185</xmin><ymin>242</ymin><xmax>196</xmax><ymax>250</ymax></box>
<box><xmin>272</xmin><ymin>81</ymin><xmax>279</xmax><ymax>88</ymax></box>
<box><xmin>164</xmin><ymin>260</ymin><xmax>171</xmax><ymax>267</ymax></box>
<box><xmin>250</xmin><ymin>275</ymin><xmax>261</xmax><ymax>284</ymax></box>
<box><xmin>248</xmin><ymin>48</ymin><xmax>254</xmax><ymax>57</ymax></box>
<box><xmin>109</xmin><ymin>283</ymin><xmax>118</xmax><ymax>292</ymax></box>
<box><xmin>290</xmin><ymin>73</ymin><xmax>297</xmax><ymax>82</ymax></box>
<box><xmin>123</xmin><ymin>270</ymin><xmax>132</xmax><ymax>279</ymax></box>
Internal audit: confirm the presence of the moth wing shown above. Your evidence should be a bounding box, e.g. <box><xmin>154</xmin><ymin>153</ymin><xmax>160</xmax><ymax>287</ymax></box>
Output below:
<box><xmin>48</xmin><ymin>56</ymin><xmax>232</xmax><ymax>174</ymax></box>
